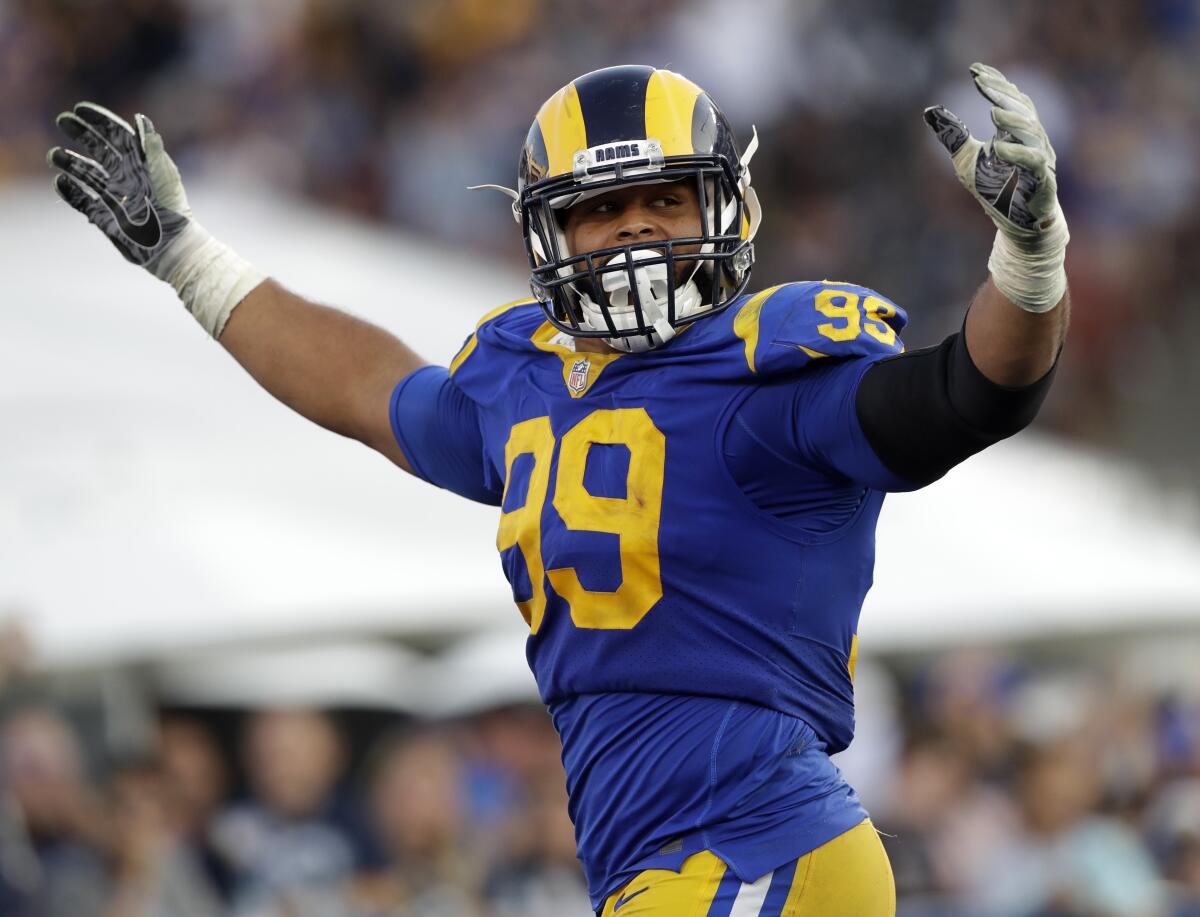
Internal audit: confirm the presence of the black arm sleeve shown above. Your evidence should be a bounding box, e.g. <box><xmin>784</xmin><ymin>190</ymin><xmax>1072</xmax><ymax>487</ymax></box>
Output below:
<box><xmin>855</xmin><ymin>331</ymin><xmax>1058</xmax><ymax>487</ymax></box>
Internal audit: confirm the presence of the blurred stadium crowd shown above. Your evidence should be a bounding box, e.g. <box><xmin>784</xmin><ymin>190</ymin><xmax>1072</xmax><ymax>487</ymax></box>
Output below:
<box><xmin>0</xmin><ymin>665</ymin><xmax>592</xmax><ymax>916</ymax></box>
<box><xmin>2</xmin><ymin>0</ymin><xmax>1199</xmax><ymax>484</ymax></box>
<box><xmin>3</xmin><ymin>635</ymin><xmax>1200</xmax><ymax>916</ymax></box>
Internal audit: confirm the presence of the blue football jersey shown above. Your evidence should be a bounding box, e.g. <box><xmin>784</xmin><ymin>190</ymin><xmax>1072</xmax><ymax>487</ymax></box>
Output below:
<box><xmin>390</xmin><ymin>281</ymin><xmax>909</xmax><ymax>906</ymax></box>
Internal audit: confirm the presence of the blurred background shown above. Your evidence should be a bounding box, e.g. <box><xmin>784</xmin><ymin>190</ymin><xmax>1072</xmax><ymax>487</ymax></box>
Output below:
<box><xmin>2</xmin><ymin>0</ymin><xmax>1200</xmax><ymax>914</ymax></box>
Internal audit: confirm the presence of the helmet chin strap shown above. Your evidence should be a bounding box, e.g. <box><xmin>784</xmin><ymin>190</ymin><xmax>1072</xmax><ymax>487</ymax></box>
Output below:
<box><xmin>575</xmin><ymin>249</ymin><xmax>704</xmax><ymax>353</ymax></box>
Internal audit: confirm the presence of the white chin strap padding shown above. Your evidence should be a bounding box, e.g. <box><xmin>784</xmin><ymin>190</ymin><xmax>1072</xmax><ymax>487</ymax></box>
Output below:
<box><xmin>602</xmin><ymin>249</ymin><xmax>669</xmax><ymax>311</ymax></box>
<box><xmin>577</xmin><ymin>249</ymin><xmax>704</xmax><ymax>352</ymax></box>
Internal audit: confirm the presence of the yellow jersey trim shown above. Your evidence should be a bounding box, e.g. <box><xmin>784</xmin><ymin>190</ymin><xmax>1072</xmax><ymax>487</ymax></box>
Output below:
<box><xmin>448</xmin><ymin>298</ymin><xmax>535</xmax><ymax>377</ymax></box>
<box><xmin>732</xmin><ymin>284</ymin><xmax>788</xmax><ymax>373</ymax></box>
<box><xmin>530</xmin><ymin>321</ymin><xmax>625</xmax><ymax>398</ymax></box>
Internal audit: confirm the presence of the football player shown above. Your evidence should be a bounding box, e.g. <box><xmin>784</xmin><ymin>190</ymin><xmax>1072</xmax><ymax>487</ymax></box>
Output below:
<box><xmin>48</xmin><ymin>63</ymin><xmax>1068</xmax><ymax>916</ymax></box>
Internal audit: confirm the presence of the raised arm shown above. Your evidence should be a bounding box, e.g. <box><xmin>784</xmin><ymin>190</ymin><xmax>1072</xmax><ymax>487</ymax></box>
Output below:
<box><xmin>925</xmin><ymin>63</ymin><xmax>1070</xmax><ymax>385</ymax></box>
<box><xmin>47</xmin><ymin>103</ymin><xmax>421</xmax><ymax>471</ymax></box>
<box><xmin>851</xmin><ymin>64</ymin><xmax>1072</xmax><ymax>487</ymax></box>
<box><xmin>216</xmin><ymin>280</ymin><xmax>424</xmax><ymax>465</ymax></box>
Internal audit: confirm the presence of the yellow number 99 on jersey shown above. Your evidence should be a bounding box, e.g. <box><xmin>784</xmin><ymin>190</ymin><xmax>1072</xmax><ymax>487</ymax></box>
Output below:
<box><xmin>497</xmin><ymin>408</ymin><xmax>666</xmax><ymax>633</ymax></box>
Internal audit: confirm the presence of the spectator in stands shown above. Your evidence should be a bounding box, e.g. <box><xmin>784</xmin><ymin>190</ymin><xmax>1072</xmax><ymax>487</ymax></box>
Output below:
<box><xmin>880</xmin><ymin>731</ymin><xmax>976</xmax><ymax>906</ymax></box>
<box><xmin>103</xmin><ymin>758</ymin><xmax>224</xmax><ymax>917</ymax></box>
<box><xmin>0</xmin><ymin>707</ymin><xmax>110</xmax><ymax>917</ymax></box>
<box><xmin>209</xmin><ymin>708</ymin><xmax>374</xmax><ymax>916</ymax></box>
<box><xmin>484</xmin><ymin>775</ymin><xmax>591</xmax><ymax>917</ymax></box>
<box><xmin>157</xmin><ymin>716</ymin><xmax>234</xmax><ymax>900</ymax></box>
<box><xmin>1143</xmin><ymin>776</ymin><xmax>1200</xmax><ymax>916</ymax></box>
<box><xmin>967</xmin><ymin>739</ymin><xmax>1169</xmax><ymax>916</ymax></box>
<box><xmin>357</xmin><ymin>728</ymin><xmax>484</xmax><ymax>916</ymax></box>
<box><xmin>1168</xmin><ymin>836</ymin><xmax>1200</xmax><ymax>917</ymax></box>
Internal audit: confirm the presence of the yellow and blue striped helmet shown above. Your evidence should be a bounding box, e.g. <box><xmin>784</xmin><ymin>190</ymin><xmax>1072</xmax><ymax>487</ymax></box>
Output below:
<box><xmin>516</xmin><ymin>65</ymin><xmax>762</xmax><ymax>348</ymax></box>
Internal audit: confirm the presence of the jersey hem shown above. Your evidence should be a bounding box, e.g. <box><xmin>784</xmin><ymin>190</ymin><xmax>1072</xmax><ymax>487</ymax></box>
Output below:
<box><xmin>590</xmin><ymin>811</ymin><xmax>872</xmax><ymax>910</ymax></box>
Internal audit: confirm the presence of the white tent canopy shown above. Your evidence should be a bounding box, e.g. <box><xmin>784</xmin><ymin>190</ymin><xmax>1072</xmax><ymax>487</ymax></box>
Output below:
<box><xmin>2</xmin><ymin>181</ymin><xmax>1198</xmax><ymax>673</ymax></box>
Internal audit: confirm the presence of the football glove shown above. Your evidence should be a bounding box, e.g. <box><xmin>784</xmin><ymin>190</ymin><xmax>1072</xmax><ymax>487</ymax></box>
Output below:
<box><xmin>924</xmin><ymin>63</ymin><xmax>1069</xmax><ymax>313</ymax></box>
<box><xmin>48</xmin><ymin>102</ymin><xmax>263</xmax><ymax>337</ymax></box>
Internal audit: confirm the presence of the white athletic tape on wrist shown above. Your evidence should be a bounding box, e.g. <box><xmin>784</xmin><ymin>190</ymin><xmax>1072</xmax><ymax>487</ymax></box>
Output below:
<box><xmin>154</xmin><ymin>223</ymin><xmax>266</xmax><ymax>338</ymax></box>
<box><xmin>987</xmin><ymin>209</ymin><xmax>1069</xmax><ymax>314</ymax></box>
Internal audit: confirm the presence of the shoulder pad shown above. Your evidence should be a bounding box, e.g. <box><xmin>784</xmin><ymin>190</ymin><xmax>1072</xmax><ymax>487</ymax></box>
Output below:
<box><xmin>730</xmin><ymin>281</ymin><xmax>907</xmax><ymax>377</ymax></box>
<box><xmin>446</xmin><ymin>298</ymin><xmax>542</xmax><ymax>403</ymax></box>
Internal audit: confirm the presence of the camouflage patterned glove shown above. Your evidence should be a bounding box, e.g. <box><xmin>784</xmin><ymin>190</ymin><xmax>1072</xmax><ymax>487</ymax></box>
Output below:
<box><xmin>925</xmin><ymin>64</ymin><xmax>1069</xmax><ymax>313</ymax></box>
<box><xmin>48</xmin><ymin>103</ymin><xmax>263</xmax><ymax>337</ymax></box>
<box><xmin>48</xmin><ymin>103</ymin><xmax>195</xmax><ymax>274</ymax></box>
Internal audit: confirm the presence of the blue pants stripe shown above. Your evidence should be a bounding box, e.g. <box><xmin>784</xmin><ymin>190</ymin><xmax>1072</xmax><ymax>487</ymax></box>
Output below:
<box><xmin>759</xmin><ymin>859</ymin><xmax>799</xmax><ymax>916</ymax></box>
<box><xmin>705</xmin><ymin>864</ymin><xmax>746</xmax><ymax>917</ymax></box>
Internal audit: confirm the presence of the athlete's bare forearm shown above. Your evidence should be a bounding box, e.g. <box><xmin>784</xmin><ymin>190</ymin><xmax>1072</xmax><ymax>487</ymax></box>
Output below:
<box><xmin>218</xmin><ymin>278</ymin><xmax>424</xmax><ymax>469</ymax></box>
<box><xmin>964</xmin><ymin>275</ymin><xmax>1069</xmax><ymax>387</ymax></box>
<box><xmin>44</xmin><ymin>106</ymin><xmax>424</xmax><ymax>471</ymax></box>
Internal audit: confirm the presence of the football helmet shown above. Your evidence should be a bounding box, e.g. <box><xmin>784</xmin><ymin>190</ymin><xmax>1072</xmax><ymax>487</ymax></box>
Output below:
<box><xmin>484</xmin><ymin>66</ymin><xmax>762</xmax><ymax>352</ymax></box>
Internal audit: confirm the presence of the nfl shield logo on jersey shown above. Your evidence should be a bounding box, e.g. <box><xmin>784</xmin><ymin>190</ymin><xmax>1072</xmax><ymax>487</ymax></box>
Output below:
<box><xmin>568</xmin><ymin>358</ymin><xmax>590</xmax><ymax>394</ymax></box>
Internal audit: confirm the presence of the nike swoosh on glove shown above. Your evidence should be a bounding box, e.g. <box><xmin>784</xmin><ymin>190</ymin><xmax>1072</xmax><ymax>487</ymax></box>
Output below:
<box><xmin>48</xmin><ymin>102</ymin><xmax>195</xmax><ymax>277</ymax></box>
<box><xmin>48</xmin><ymin>103</ymin><xmax>264</xmax><ymax>337</ymax></box>
<box><xmin>924</xmin><ymin>64</ymin><xmax>1069</xmax><ymax>312</ymax></box>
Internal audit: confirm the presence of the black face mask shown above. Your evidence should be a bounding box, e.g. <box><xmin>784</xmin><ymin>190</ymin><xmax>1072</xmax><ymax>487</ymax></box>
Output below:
<box><xmin>522</xmin><ymin>163</ymin><xmax>754</xmax><ymax>349</ymax></box>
